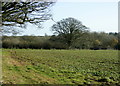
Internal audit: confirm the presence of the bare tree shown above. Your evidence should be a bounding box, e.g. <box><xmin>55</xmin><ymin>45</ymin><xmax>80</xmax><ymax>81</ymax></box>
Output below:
<box><xmin>1</xmin><ymin>1</ymin><xmax>55</xmax><ymax>34</ymax></box>
<box><xmin>51</xmin><ymin>17</ymin><xmax>89</xmax><ymax>48</ymax></box>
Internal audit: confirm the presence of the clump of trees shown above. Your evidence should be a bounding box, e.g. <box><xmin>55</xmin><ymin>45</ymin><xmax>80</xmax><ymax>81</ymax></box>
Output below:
<box><xmin>2</xmin><ymin>36</ymin><xmax>66</xmax><ymax>49</ymax></box>
<box><xmin>49</xmin><ymin>32</ymin><xmax>119</xmax><ymax>50</ymax></box>
<box><xmin>2</xmin><ymin>32</ymin><xmax>119</xmax><ymax>50</ymax></box>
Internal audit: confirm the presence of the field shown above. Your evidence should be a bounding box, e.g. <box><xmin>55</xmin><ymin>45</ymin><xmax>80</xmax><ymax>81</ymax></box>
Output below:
<box><xmin>2</xmin><ymin>49</ymin><xmax>119</xmax><ymax>85</ymax></box>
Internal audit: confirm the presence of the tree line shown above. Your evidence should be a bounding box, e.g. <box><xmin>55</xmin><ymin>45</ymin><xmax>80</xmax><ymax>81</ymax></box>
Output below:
<box><xmin>2</xmin><ymin>32</ymin><xmax>120</xmax><ymax>50</ymax></box>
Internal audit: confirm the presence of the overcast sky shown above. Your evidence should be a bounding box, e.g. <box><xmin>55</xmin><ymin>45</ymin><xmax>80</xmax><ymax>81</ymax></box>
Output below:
<box><xmin>20</xmin><ymin>0</ymin><xmax>118</xmax><ymax>36</ymax></box>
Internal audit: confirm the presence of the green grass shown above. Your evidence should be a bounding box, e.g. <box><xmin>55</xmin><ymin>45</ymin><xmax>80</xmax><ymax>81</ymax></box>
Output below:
<box><xmin>2</xmin><ymin>49</ymin><xmax>119</xmax><ymax>85</ymax></box>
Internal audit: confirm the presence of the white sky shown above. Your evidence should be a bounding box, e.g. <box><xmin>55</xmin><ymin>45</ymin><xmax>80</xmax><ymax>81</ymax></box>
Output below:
<box><xmin>21</xmin><ymin>1</ymin><xmax>118</xmax><ymax>36</ymax></box>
